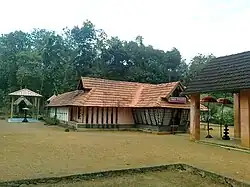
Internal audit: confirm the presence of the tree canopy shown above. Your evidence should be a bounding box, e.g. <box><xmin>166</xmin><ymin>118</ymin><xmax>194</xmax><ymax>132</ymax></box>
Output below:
<box><xmin>0</xmin><ymin>20</ymin><xmax>187</xmax><ymax>103</ymax></box>
<box><xmin>0</xmin><ymin>20</ymin><xmax>221</xmax><ymax>109</ymax></box>
<box><xmin>0</xmin><ymin>20</ymin><xmax>236</xmax><ymax>125</ymax></box>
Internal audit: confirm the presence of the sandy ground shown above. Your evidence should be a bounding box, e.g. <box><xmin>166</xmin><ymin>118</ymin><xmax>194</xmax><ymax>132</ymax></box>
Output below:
<box><xmin>0</xmin><ymin>120</ymin><xmax>250</xmax><ymax>183</ymax></box>
<box><xmin>192</xmin><ymin>123</ymin><xmax>240</xmax><ymax>146</ymax></box>
<box><xmin>38</xmin><ymin>170</ymin><xmax>226</xmax><ymax>187</ymax></box>
<box><xmin>200</xmin><ymin>122</ymin><xmax>235</xmax><ymax>138</ymax></box>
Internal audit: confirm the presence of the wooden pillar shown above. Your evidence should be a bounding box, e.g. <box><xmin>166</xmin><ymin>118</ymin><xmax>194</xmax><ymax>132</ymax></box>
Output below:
<box><xmin>10</xmin><ymin>96</ymin><xmax>14</xmax><ymax>119</ymax></box>
<box><xmin>239</xmin><ymin>90</ymin><xmax>250</xmax><ymax>148</ymax></box>
<box><xmin>111</xmin><ymin>107</ymin><xmax>114</xmax><ymax>124</ymax></box>
<box><xmin>132</xmin><ymin>109</ymin><xmax>139</xmax><ymax>124</ymax></box>
<box><xmin>101</xmin><ymin>107</ymin><xmax>104</xmax><ymax>125</ymax></box>
<box><xmin>35</xmin><ymin>97</ymin><xmax>38</xmax><ymax>119</ymax></box>
<box><xmin>37</xmin><ymin>97</ymin><xmax>40</xmax><ymax>119</ymax></box>
<box><xmin>115</xmin><ymin>107</ymin><xmax>118</xmax><ymax>124</ymax></box>
<box><xmin>81</xmin><ymin>107</ymin><xmax>84</xmax><ymax>123</ymax></box>
<box><xmin>86</xmin><ymin>106</ymin><xmax>89</xmax><ymax>124</ymax></box>
<box><xmin>106</xmin><ymin>107</ymin><xmax>109</xmax><ymax>128</ymax></box>
<box><xmin>91</xmin><ymin>107</ymin><xmax>94</xmax><ymax>124</ymax></box>
<box><xmin>152</xmin><ymin>108</ymin><xmax>158</xmax><ymax>125</ymax></box>
<box><xmin>54</xmin><ymin>107</ymin><xmax>57</xmax><ymax>119</ymax></box>
<box><xmin>148</xmin><ymin>109</ymin><xmax>153</xmax><ymax>125</ymax></box>
<box><xmin>190</xmin><ymin>93</ymin><xmax>200</xmax><ymax>141</ymax></box>
<box><xmin>143</xmin><ymin>109</ymin><xmax>148</xmax><ymax>125</ymax></box>
<box><xmin>32</xmin><ymin>97</ymin><xmax>36</xmax><ymax>119</ymax></box>
<box><xmin>161</xmin><ymin>108</ymin><xmax>166</xmax><ymax>125</ymax></box>
<box><xmin>234</xmin><ymin>93</ymin><xmax>241</xmax><ymax>138</ymax></box>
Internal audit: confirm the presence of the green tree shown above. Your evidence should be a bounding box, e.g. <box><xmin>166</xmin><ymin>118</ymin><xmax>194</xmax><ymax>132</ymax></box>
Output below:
<box><xmin>186</xmin><ymin>53</ymin><xmax>215</xmax><ymax>83</ymax></box>
<box><xmin>0</xmin><ymin>19</ymin><xmax>187</xmax><ymax>110</ymax></box>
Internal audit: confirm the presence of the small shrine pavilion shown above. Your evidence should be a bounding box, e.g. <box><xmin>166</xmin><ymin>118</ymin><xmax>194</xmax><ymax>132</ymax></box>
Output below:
<box><xmin>8</xmin><ymin>88</ymin><xmax>42</xmax><ymax>121</ymax></box>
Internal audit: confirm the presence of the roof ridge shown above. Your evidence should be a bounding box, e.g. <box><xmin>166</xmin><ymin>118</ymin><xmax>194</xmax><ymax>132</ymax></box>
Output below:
<box><xmin>130</xmin><ymin>85</ymin><xmax>145</xmax><ymax>107</ymax></box>
<box><xmin>156</xmin><ymin>81</ymin><xmax>179</xmax><ymax>86</ymax></box>
<box><xmin>77</xmin><ymin>88</ymin><xmax>95</xmax><ymax>105</ymax></box>
<box><xmin>81</xmin><ymin>76</ymin><xmax>179</xmax><ymax>86</ymax></box>
<box><xmin>82</xmin><ymin>76</ymin><xmax>149</xmax><ymax>85</ymax></box>
<box><xmin>214</xmin><ymin>51</ymin><xmax>250</xmax><ymax>60</ymax></box>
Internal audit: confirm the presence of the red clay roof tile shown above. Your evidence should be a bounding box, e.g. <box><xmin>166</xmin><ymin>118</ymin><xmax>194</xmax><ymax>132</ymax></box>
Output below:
<box><xmin>48</xmin><ymin>77</ymin><xmax>207</xmax><ymax>110</ymax></box>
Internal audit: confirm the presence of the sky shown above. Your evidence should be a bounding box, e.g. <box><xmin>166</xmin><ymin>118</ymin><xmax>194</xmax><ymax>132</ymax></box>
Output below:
<box><xmin>0</xmin><ymin>0</ymin><xmax>250</xmax><ymax>62</ymax></box>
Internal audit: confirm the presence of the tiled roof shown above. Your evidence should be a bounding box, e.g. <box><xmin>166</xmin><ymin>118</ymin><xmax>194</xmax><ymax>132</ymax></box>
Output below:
<box><xmin>81</xmin><ymin>77</ymin><xmax>144</xmax><ymax>107</ymax></box>
<box><xmin>135</xmin><ymin>82</ymin><xmax>178</xmax><ymax>107</ymax></box>
<box><xmin>183</xmin><ymin>51</ymin><xmax>250</xmax><ymax>94</ymax></box>
<box><xmin>9</xmin><ymin>88</ymin><xmax>42</xmax><ymax>97</ymax></box>
<box><xmin>47</xmin><ymin>94</ymin><xmax>57</xmax><ymax>102</ymax></box>
<box><xmin>48</xmin><ymin>77</ymin><xmax>207</xmax><ymax>110</ymax></box>
<box><xmin>47</xmin><ymin>90</ymin><xmax>88</xmax><ymax>107</ymax></box>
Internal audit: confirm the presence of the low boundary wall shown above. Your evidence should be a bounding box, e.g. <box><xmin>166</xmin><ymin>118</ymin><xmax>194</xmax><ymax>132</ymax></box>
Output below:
<box><xmin>60</xmin><ymin>121</ymin><xmax>187</xmax><ymax>133</ymax></box>
<box><xmin>1</xmin><ymin>163</ymin><xmax>249</xmax><ymax>186</ymax></box>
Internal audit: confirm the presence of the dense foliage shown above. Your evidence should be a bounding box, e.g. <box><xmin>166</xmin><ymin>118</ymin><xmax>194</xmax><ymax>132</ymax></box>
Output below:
<box><xmin>0</xmin><ymin>20</ymin><xmax>234</xmax><ymax>124</ymax></box>
<box><xmin>0</xmin><ymin>20</ymin><xmax>186</xmax><ymax>103</ymax></box>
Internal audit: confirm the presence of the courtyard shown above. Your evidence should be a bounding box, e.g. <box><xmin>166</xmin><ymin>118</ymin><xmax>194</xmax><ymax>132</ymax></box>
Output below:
<box><xmin>0</xmin><ymin>120</ymin><xmax>250</xmax><ymax>184</ymax></box>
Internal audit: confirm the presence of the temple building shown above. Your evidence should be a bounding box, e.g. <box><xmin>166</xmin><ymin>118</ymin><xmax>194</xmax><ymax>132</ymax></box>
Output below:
<box><xmin>47</xmin><ymin>77</ymin><xmax>207</xmax><ymax>132</ymax></box>
<box><xmin>183</xmin><ymin>51</ymin><xmax>250</xmax><ymax>148</ymax></box>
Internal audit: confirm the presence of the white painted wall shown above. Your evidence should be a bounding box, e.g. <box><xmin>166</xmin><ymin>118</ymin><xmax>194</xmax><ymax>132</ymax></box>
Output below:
<box><xmin>57</xmin><ymin>107</ymin><xmax>69</xmax><ymax>122</ymax></box>
<box><xmin>49</xmin><ymin>107</ymin><xmax>69</xmax><ymax>122</ymax></box>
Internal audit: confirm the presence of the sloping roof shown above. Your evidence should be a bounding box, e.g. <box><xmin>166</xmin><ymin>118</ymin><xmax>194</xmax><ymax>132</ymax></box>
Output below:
<box><xmin>48</xmin><ymin>77</ymin><xmax>207</xmax><ymax>110</ymax></box>
<box><xmin>13</xmin><ymin>96</ymin><xmax>32</xmax><ymax>106</ymax></box>
<box><xmin>81</xmin><ymin>77</ymin><xmax>145</xmax><ymax>107</ymax></box>
<box><xmin>46</xmin><ymin>90</ymin><xmax>88</xmax><ymax>107</ymax></box>
<box><xmin>184</xmin><ymin>51</ymin><xmax>250</xmax><ymax>94</ymax></box>
<box><xmin>9</xmin><ymin>88</ymin><xmax>42</xmax><ymax>97</ymax></box>
<box><xmin>47</xmin><ymin>94</ymin><xmax>58</xmax><ymax>102</ymax></box>
<box><xmin>135</xmin><ymin>82</ymin><xmax>178</xmax><ymax>107</ymax></box>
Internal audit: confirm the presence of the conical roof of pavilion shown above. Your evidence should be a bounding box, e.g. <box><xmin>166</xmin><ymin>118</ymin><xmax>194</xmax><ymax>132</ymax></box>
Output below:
<box><xmin>9</xmin><ymin>88</ymin><xmax>42</xmax><ymax>97</ymax></box>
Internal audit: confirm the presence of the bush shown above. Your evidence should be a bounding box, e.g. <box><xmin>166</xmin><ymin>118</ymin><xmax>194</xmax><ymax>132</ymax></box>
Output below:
<box><xmin>44</xmin><ymin>117</ymin><xmax>60</xmax><ymax>126</ymax></box>
<box><xmin>0</xmin><ymin>110</ymin><xmax>6</xmax><ymax>120</ymax></box>
<box><xmin>38</xmin><ymin>116</ymin><xmax>44</xmax><ymax>121</ymax></box>
<box><xmin>209</xmin><ymin>108</ymin><xmax>234</xmax><ymax>126</ymax></box>
<box><xmin>223</xmin><ymin>109</ymin><xmax>234</xmax><ymax>126</ymax></box>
